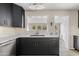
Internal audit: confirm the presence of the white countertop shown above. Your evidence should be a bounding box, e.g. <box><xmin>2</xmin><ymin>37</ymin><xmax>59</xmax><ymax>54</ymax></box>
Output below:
<box><xmin>0</xmin><ymin>35</ymin><xmax>17</xmax><ymax>44</ymax></box>
<box><xmin>0</xmin><ymin>33</ymin><xmax>59</xmax><ymax>44</ymax></box>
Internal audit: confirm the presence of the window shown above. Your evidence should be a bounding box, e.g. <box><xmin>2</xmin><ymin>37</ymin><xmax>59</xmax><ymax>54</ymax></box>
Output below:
<box><xmin>26</xmin><ymin>16</ymin><xmax>48</xmax><ymax>31</ymax></box>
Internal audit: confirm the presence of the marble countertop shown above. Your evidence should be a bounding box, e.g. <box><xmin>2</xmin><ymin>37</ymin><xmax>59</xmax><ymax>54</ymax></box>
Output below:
<box><xmin>0</xmin><ymin>36</ymin><xmax>17</xmax><ymax>44</ymax></box>
<box><xmin>0</xmin><ymin>34</ymin><xmax>59</xmax><ymax>44</ymax></box>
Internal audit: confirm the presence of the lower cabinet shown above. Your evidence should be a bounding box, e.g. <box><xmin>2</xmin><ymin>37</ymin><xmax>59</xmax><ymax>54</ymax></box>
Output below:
<box><xmin>16</xmin><ymin>37</ymin><xmax>59</xmax><ymax>56</ymax></box>
<box><xmin>74</xmin><ymin>36</ymin><xmax>79</xmax><ymax>51</ymax></box>
<box><xmin>0</xmin><ymin>40</ymin><xmax>16</xmax><ymax>56</ymax></box>
<box><xmin>49</xmin><ymin>39</ymin><xmax>59</xmax><ymax>55</ymax></box>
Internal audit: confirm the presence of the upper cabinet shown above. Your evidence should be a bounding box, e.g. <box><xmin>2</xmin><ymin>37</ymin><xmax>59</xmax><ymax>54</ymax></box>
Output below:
<box><xmin>11</xmin><ymin>4</ymin><xmax>25</xmax><ymax>27</ymax></box>
<box><xmin>0</xmin><ymin>3</ymin><xmax>25</xmax><ymax>28</ymax></box>
<box><xmin>78</xmin><ymin>10</ymin><xmax>79</xmax><ymax>28</ymax></box>
<box><xmin>0</xmin><ymin>4</ymin><xmax>12</xmax><ymax>27</ymax></box>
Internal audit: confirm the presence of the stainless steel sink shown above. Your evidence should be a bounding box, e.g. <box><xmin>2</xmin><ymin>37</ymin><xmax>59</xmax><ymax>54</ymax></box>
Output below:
<box><xmin>30</xmin><ymin>35</ymin><xmax>45</xmax><ymax>36</ymax></box>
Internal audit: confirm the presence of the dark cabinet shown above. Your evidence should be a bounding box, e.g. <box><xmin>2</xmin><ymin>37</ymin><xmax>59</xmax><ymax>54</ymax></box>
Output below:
<box><xmin>16</xmin><ymin>37</ymin><xmax>59</xmax><ymax>56</ymax></box>
<box><xmin>11</xmin><ymin>4</ymin><xmax>25</xmax><ymax>27</ymax></box>
<box><xmin>74</xmin><ymin>36</ymin><xmax>79</xmax><ymax>51</ymax></box>
<box><xmin>21</xmin><ymin>39</ymin><xmax>37</xmax><ymax>54</ymax></box>
<box><xmin>5</xmin><ymin>4</ymin><xmax>12</xmax><ymax>27</ymax></box>
<box><xmin>0</xmin><ymin>4</ymin><xmax>12</xmax><ymax>26</ymax></box>
<box><xmin>49</xmin><ymin>39</ymin><xmax>59</xmax><ymax>55</ymax></box>
<box><xmin>0</xmin><ymin>3</ymin><xmax>25</xmax><ymax>27</ymax></box>
<box><xmin>37</xmin><ymin>39</ymin><xmax>49</xmax><ymax>54</ymax></box>
<box><xmin>0</xmin><ymin>4</ymin><xmax>5</xmax><ymax>26</ymax></box>
<box><xmin>78</xmin><ymin>10</ymin><xmax>79</xmax><ymax>28</ymax></box>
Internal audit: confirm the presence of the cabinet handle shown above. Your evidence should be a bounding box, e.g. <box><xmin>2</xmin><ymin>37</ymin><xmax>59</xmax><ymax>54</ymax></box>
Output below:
<box><xmin>6</xmin><ymin>19</ymin><xmax>7</xmax><ymax>25</ymax></box>
<box><xmin>4</xmin><ymin>19</ymin><xmax>7</xmax><ymax>25</ymax></box>
<box><xmin>35</xmin><ymin>42</ymin><xmax>36</xmax><ymax>46</ymax></box>
<box><xmin>4</xmin><ymin>20</ymin><xmax>5</xmax><ymax>24</ymax></box>
<box><xmin>35</xmin><ymin>42</ymin><xmax>38</xmax><ymax>47</ymax></box>
<box><xmin>37</xmin><ymin>42</ymin><xmax>38</xmax><ymax>46</ymax></box>
<box><xmin>34</xmin><ymin>42</ymin><xmax>38</xmax><ymax>46</ymax></box>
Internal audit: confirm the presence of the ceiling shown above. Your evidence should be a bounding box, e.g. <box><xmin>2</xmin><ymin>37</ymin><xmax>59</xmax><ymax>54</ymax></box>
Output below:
<box><xmin>15</xmin><ymin>3</ymin><xmax>79</xmax><ymax>10</ymax></box>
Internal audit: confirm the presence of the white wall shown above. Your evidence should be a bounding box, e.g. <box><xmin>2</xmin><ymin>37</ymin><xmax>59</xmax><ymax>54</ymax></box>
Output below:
<box><xmin>25</xmin><ymin>10</ymin><xmax>78</xmax><ymax>49</ymax></box>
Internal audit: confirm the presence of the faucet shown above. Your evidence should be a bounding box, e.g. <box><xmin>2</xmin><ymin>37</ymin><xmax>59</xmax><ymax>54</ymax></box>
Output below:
<box><xmin>35</xmin><ymin>31</ymin><xmax>39</xmax><ymax>35</ymax></box>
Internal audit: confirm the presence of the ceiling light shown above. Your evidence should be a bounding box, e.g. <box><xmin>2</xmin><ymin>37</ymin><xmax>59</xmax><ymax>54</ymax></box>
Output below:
<box><xmin>29</xmin><ymin>3</ymin><xmax>45</xmax><ymax>10</ymax></box>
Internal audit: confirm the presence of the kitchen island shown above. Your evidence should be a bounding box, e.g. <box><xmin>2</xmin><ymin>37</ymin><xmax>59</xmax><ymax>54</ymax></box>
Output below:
<box><xmin>16</xmin><ymin>37</ymin><xmax>59</xmax><ymax>56</ymax></box>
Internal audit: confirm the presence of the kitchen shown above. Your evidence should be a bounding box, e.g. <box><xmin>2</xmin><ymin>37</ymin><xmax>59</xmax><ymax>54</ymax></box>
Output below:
<box><xmin>0</xmin><ymin>3</ymin><xmax>79</xmax><ymax>56</ymax></box>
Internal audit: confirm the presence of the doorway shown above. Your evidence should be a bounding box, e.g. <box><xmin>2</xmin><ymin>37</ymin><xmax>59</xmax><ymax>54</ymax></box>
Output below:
<box><xmin>54</xmin><ymin>16</ymin><xmax>70</xmax><ymax>55</ymax></box>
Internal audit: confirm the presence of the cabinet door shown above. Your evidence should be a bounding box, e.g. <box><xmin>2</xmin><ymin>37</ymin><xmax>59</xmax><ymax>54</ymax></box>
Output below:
<box><xmin>0</xmin><ymin>3</ymin><xmax>12</xmax><ymax>27</ymax></box>
<box><xmin>36</xmin><ymin>38</ymin><xmax>49</xmax><ymax>55</ymax></box>
<box><xmin>5</xmin><ymin>4</ymin><xmax>12</xmax><ymax>27</ymax></box>
<box><xmin>74</xmin><ymin>36</ymin><xmax>79</xmax><ymax>50</ymax></box>
<box><xmin>18</xmin><ymin>38</ymin><xmax>37</xmax><ymax>55</ymax></box>
<box><xmin>3</xmin><ymin>4</ymin><xmax>12</xmax><ymax>27</ymax></box>
<box><xmin>78</xmin><ymin>10</ymin><xmax>79</xmax><ymax>28</ymax></box>
<box><xmin>74</xmin><ymin>36</ymin><xmax>77</xmax><ymax>49</ymax></box>
<box><xmin>0</xmin><ymin>4</ymin><xmax>6</xmax><ymax>26</ymax></box>
<box><xmin>77</xmin><ymin>38</ymin><xmax>79</xmax><ymax>50</ymax></box>
<box><xmin>49</xmin><ymin>38</ymin><xmax>59</xmax><ymax>55</ymax></box>
<box><xmin>12</xmin><ymin>4</ymin><xmax>23</xmax><ymax>27</ymax></box>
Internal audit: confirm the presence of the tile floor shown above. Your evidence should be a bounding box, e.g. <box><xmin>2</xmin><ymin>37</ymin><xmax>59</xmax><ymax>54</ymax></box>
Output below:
<box><xmin>60</xmin><ymin>49</ymin><xmax>79</xmax><ymax>56</ymax></box>
<box><xmin>66</xmin><ymin>50</ymin><xmax>79</xmax><ymax>56</ymax></box>
<box><xmin>60</xmin><ymin>39</ymin><xmax>79</xmax><ymax>56</ymax></box>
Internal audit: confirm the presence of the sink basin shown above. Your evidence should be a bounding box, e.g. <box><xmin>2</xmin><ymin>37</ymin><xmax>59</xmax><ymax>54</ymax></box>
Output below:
<box><xmin>30</xmin><ymin>35</ymin><xmax>45</xmax><ymax>36</ymax></box>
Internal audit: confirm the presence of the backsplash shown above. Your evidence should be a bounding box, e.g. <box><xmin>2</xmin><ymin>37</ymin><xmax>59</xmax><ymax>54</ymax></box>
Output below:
<box><xmin>0</xmin><ymin>26</ymin><xmax>24</xmax><ymax>38</ymax></box>
<box><xmin>0</xmin><ymin>26</ymin><xmax>59</xmax><ymax>38</ymax></box>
